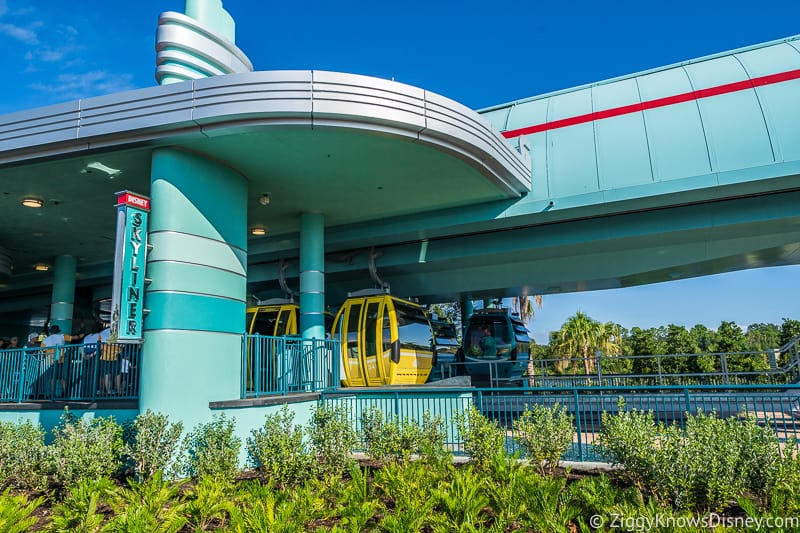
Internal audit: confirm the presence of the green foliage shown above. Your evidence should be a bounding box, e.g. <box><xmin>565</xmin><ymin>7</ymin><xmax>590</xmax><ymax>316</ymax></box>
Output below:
<box><xmin>48</xmin><ymin>409</ymin><xmax>124</xmax><ymax>488</ymax></box>
<box><xmin>125</xmin><ymin>409</ymin><xmax>184</xmax><ymax>482</ymax></box>
<box><xmin>0</xmin><ymin>489</ymin><xmax>44</xmax><ymax>533</ymax></box>
<box><xmin>780</xmin><ymin>318</ymin><xmax>800</xmax><ymax>346</ymax></box>
<box><xmin>600</xmin><ymin>401</ymin><xmax>787</xmax><ymax>512</ymax></box>
<box><xmin>247</xmin><ymin>405</ymin><xmax>314</xmax><ymax>487</ymax></box>
<box><xmin>49</xmin><ymin>477</ymin><xmax>114</xmax><ymax>533</ymax></box>
<box><xmin>307</xmin><ymin>403</ymin><xmax>358</xmax><ymax>478</ymax></box>
<box><xmin>455</xmin><ymin>405</ymin><xmax>506</xmax><ymax>471</ymax></box>
<box><xmin>417</xmin><ymin>412</ymin><xmax>451</xmax><ymax>467</ymax></box>
<box><xmin>716</xmin><ymin>321</ymin><xmax>748</xmax><ymax>352</ymax></box>
<box><xmin>225</xmin><ymin>482</ymin><xmax>282</xmax><ymax>533</ymax></box>
<box><xmin>334</xmin><ymin>463</ymin><xmax>379</xmax><ymax>533</ymax></box>
<box><xmin>374</xmin><ymin>462</ymin><xmax>436</xmax><ymax>532</ymax></box>
<box><xmin>566</xmin><ymin>474</ymin><xmax>643</xmax><ymax>523</ymax></box>
<box><xmin>431</xmin><ymin>465</ymin><xmax>489</xmax><ymax>531</ymax></box>
<box><xmin>104</xmin><ymin>472</ymin><xmax>187</xmax><ymax>533</ymax></box>
<box><xmin>483</xmin><ymin>453</ymin><xmax>531</xmax><ymax>529</ymax></box>
<box><xmin>0</xmin><ymin>418</ymin><xmax>47</xmax><ymax>491</ymax></box>
<box><xmin>522</xmin><ymin>475</ymin><xmax>581</xmax><ymax>533</ymax></box>
<box><xmin>598</xmin><ymin>400</ymin><xmax>661</xmax><ymax>491</ymax></box>
<box><xmin>361</xmin><ymin>406</ymin><xmax>421</xmax><ymax>465</ymax></box>
<box><xmin>182</xmin><ymin>413</ymin><xmax>241</xmax><ymax>481</ymax></box>
<box><xmin>184</xmin><ymin>476</ymin><xmax>235</xmax><ymax>531</ymax></box>
<box><xmin>513</xmin><ymin>403</ymin><xmax>574</xmax><ymax>475</ymax></box>
<box><xmin>555</xmin><ymin>312</ymin><xmax>620</xmax><ymax>374</ymax></box>
<box><xmin>748</xmin><ymin>323</ymin><xmax>781</xmax><ymax>352</ymax></box>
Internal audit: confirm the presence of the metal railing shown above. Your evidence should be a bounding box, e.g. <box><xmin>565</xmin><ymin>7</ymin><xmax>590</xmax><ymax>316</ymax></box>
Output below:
<box><xmin>0</xmin><ymin>342</ymin><xmax>141</xmax><ymax>403</ymax></box>
<box><xmin>242</xmin><ymin>334</ymin><xmax>340</xmax><ymax>398</ymax></box>
<box><xmin>322</xmin><ymin>384</ymin><xmax>800</xmax><ymax>462</ymax></box>
<box><xmin>434</xmin><ymin>335</ymin><xmax>800</xmax><ymax>388</ymax></box>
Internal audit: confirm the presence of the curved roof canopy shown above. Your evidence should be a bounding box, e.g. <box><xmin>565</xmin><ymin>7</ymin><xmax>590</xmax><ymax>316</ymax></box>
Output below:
<box><xmin>0</xmin><ymin>70</ymin><xmax>530</xmax><ymax>290</ymax></box>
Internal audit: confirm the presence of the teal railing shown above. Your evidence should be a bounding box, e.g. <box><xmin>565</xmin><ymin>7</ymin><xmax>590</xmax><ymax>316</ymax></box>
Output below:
<box><xmin>241</xmin><ymin>335</ymin><xmax>340</xmax><ymax>398</ymax></box>
<box><xmin>436</xmin><ymin>334</ymin><xmax>800</xmax><ymax>388</ymax></box>
<box><xmin>0</xmin><ymin>342</ymin><xmax>141</xmax><ymax>403</ymax></box>
<box><xmin>322</xmin><ymin>384</ymin><xmax>800</xmax><ymax>462</ymax></box>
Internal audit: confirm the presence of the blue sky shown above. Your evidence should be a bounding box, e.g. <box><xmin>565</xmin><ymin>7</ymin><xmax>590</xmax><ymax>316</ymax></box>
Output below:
<box><xmin>1</xmin><ymin>0</ymin><xmax>798</xmax><ymax>342</ymax></box>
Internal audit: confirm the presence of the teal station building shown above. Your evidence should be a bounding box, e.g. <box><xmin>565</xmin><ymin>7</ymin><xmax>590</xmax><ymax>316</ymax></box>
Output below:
<box><xmin>1</xmin><ymin>0</ymin><xmax>799</xmax><ymax>432</ymax></box>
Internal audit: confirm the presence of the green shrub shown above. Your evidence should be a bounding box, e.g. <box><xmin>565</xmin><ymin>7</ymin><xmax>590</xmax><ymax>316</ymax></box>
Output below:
<box><xmin>182</xmin><ymin>413</ymin><xmax>241</xmax><ymax>481</ymax></box>
<box><xmin>600</xmin><ymin>400</ymin><xmax>785</xmax><ymax>512</ymax></box>
<box><xmin>307</xmin><ymin>403</ymin><xmax>358</xmax><ymax>477</ymax></box>
<box><xmin>361</xmin><ymin>407</ymin><xmax>421</xmax><ymax>465</ymax></box>
<box><xmin>418</xmin><ymin>412</ymin><xmax>451</xmax><ymax>467</ymax></box>
<box><xmin>125</xmin><ymin>410</ymin><xmax>184</xmax><ymax>481</ymax></box>
<box><xmin>0</xmin><ymin>419</ymin><xmax>47</xmax><ymax>491</ymax></box>
<box><xmin>0</xmin><ymin>489</ymin><xmax>44</xmax><ymax>533</ymax></box>
<box><xmin>513</xmin><ymin>403</ymin><xmax>574</xmax><ymax>475</ymax></box>
<box><xmin>247</xmin><ymin>405</ymin><xmax>314</xmax><ymax>487</ymax></box>
<box><xmin>48</xmin><ymin>409</ymin><xmax>124</xmax><ymax>488</ymax></box>
<box><xmin>455</xmin><ymin>405</ymin><xmax>505</xmax><ymax>471</ymax></box>
<box><xmin>734</xmin><ymin>411</ymin><xmax>782</xmax><ymax>499</ymax></box>
<box><xmin>598</xmin><ymin>400</ymin><xmax>661</xmax><ymax>491</ymax></box>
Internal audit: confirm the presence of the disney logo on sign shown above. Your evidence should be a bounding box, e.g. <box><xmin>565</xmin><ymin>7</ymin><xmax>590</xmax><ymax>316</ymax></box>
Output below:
<box><xmin>117</xmin><ymin>191</ymin><xmax>151</xmax><ymax>212</ymax></box>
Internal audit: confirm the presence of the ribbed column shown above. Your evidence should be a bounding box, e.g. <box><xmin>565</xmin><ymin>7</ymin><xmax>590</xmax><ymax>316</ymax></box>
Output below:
<box><xmin>299</xmin><ymin>213</ymin><xmax>325</xmax><ymax>340</ymax></box>
<box><xmin>51</xmin><ymin>255</ymin><xmax>76</xmax><ymax>334</ymax></box>
<box><xmin>141</xmin><ymin>148</ymin><xmax>247</xmax><ymax>428</ymax></box>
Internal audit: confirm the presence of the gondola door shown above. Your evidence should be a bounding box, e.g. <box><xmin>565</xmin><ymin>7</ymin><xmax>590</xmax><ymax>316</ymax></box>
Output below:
<box><xmin>360</xmin><ymin>298</ymin><xmax>385</xmax><ymax>386</ymax></box>
<box><xmin>331</xmin><ymin>301</ymin><xmax>364</xmax><ymax>387</ymax></box>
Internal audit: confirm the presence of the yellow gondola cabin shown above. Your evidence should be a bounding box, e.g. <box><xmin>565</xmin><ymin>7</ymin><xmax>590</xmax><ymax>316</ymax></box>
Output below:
<box><xmin>332</xmin><ymin>290</ymin><xmax>436</xmax><ymax>386</ymax></box>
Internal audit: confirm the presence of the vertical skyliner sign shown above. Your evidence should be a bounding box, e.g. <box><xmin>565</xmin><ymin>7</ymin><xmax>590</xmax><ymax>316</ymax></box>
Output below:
<box><xmin>111</xmin><ymin>191</ymin><xmax>150</xmax><ymax>344</ymax></box>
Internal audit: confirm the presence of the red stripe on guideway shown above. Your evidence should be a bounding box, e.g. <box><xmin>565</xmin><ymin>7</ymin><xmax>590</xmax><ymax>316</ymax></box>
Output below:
<box><xmin>502</xmin><ymin>68</ymin><xmax>800</xmax><ymax>139</ymax></box>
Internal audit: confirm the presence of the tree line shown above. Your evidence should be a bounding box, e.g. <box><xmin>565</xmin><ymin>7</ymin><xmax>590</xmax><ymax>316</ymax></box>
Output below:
<box><xmin>534</xmin><ymin>314</ymin><xmax>800</xmax><ymax>375</ymax></box>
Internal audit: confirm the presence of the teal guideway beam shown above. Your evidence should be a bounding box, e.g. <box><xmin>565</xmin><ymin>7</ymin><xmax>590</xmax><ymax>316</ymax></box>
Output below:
<box><xmin>300</xmin><ymin>213</ymin><xmax>325</xmax><ymax>340</ymax></box>
<box><xmin>140</xmin><ymin>149</ymin><xmax>247</xmax><ymax>428</ymax></box>
<box><xmin>51</xmin><ymin>255</ymin><xmax>76</xmax><ymax>334</ymax></box>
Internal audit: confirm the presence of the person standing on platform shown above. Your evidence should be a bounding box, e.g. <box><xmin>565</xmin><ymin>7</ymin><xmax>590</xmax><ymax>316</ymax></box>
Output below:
<box><xmin>41</xmin><ymin>325</ymin><xmax>83</xmax><ymax>397</ymax></box>
<box><xmin>99</xmin><ymin>323</ymin><xmax>120</xmax><ymax>395</ymax></box>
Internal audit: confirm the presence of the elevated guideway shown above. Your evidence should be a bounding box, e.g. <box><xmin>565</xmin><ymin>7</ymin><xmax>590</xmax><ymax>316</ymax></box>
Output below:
<box><xmin>249</xmin><ymin>35</ymin><xmax>800</xmax><ymax>302</ymax></box>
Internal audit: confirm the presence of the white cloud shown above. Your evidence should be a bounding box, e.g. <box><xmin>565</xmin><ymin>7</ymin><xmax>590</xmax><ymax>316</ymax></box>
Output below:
<box><xmin>29</xmin><ymin>70</ymin><xmax>136</xmax><ymax>99</ymax></box>
<box><xmin>0</xmin><ymin>21</ymin><xmax>38</xmax><ymax>44</ymax></box>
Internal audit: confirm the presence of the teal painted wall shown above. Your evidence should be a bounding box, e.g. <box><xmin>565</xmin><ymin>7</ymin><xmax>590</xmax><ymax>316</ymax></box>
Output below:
<box><xmin>0</xmin><ymin>408</ymin><xmax>138</xmax><ymax>441</ymax></box>
<box><xmin>213</xmin><ymin>400</ymin><xmax>317</xmax><ymax>467</ymax></box>
<box><xmin>141</xmin><ymin>148</ymin><xmax>247</xmax><ymax>430</ymax></box>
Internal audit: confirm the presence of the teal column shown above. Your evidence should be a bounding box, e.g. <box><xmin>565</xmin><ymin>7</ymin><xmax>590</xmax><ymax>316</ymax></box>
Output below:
<box><xmin>141</xmin><ymin>148</ymin><xmax>247</xmax><ymax>429</ymax></box>
<box><xmin>460</xmin><ymin>294</ymin><xmax>474</xmax><ymax>329</ymax></box>
<box><xmin>51</xmin><ymin>255</ymin><xmax>76</xmax><ymax>334</ymax></box>
<box><xmin>299</xmin><ymin>213</ymin><xmax>325</xmax><ymax>340</ymax></box>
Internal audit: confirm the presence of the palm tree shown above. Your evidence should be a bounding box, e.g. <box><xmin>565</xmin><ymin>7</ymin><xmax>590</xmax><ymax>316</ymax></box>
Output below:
<box><xmin>598</xmin><ymin>322</ymin><xmax>623</xmax><ymax>357</ymax></box>
<box><xmin>556</xmin><ymin>311</ymin><xmax>603</xmax><ymax>375</ymax></box>
<box><xmin>514</xmin><ymin>293</ymin><xmax>543</xmax><ymax>324</ymax></box>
